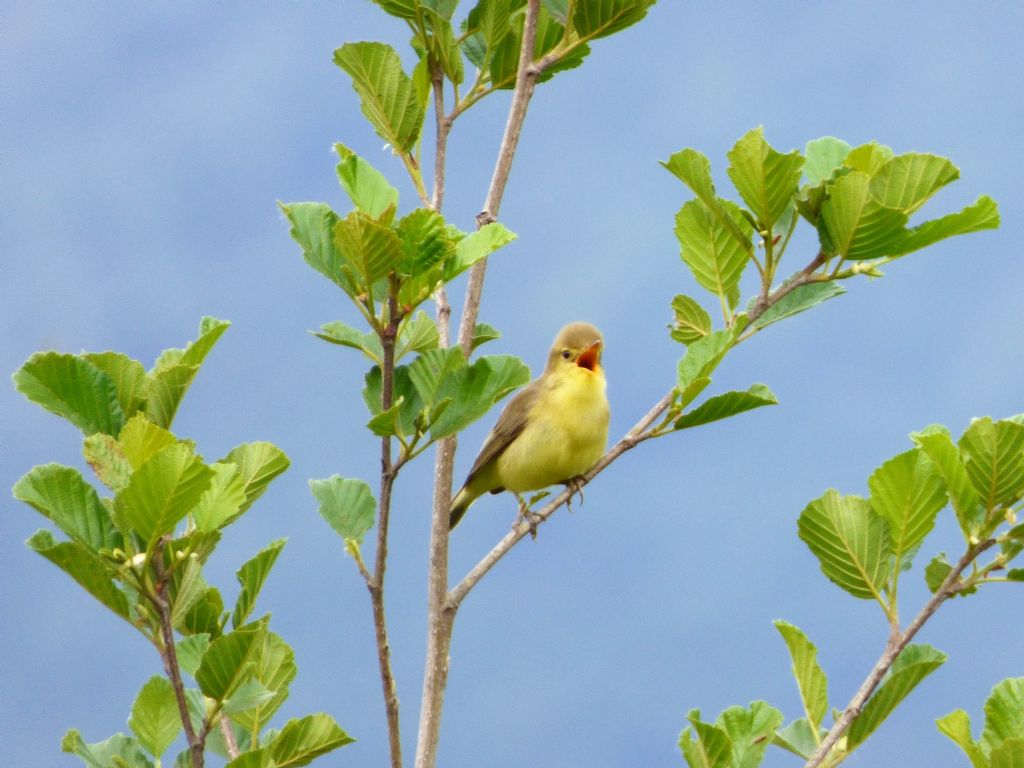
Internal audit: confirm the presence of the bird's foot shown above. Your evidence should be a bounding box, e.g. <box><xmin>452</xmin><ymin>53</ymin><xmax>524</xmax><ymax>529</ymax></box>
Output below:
<box><xmin>514</xmin><ymin>492</ymin><xmax>542</xmax><ymax>540</ymax></box>
<box><xmin>563</xmin><ymin>475</ymin><xmax>587</xmax><ymax>511</ymax></box>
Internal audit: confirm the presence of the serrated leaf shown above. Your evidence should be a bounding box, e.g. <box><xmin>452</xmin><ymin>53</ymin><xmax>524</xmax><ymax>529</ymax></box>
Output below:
<box><xmin>466</xmin><ymin>0</ymin><xmax>516</xmax><ymax>71</ymax></box>
<box><xmin>891</xmin><ymin>195</ymin><xmax>1000</xmax><ymax>257</ymax></box>
<box><xmin>844</xmin><ymin>142</ymin><xmax>894</xmax><ymax>175</ymax></box>
<box><xmin>116</xmin><ymin>414</ymin><xmax>178</xmax><ymax>470</ymax></box>
<box><xmin>264</xmin><ymin>713</ymin><xmax>354</xmax><ymax>767</ymax></box>
<box><xmin>868</xmin><ymin>448</ymin><xmax>947</xmax><ymax>572</ymax></box>
<box><xmin>471</xmin><ymin>322</ymin><xmax>502</xmax><ymax>352</ymax></box>
<box><xmin>679</xmin><ymin>709</ymin><xmax>732</xmax><ymax>768</ymax></box>
<box><xmin>869</xmin><ymin>153</ymin><xmax>959</xmax><ymax>214</ymax></box>
<box><xmin>61</xmin><ymin>729</ymin><xmax>153</xmax><ymax>768</ymax></box>
<box><xmin>176</xmin><ymin>634</ymin><xmax>211</xmax><ymax>677</ymax></box>
<box><xmin>281</xmin><ymin>202</ymin><xmax>353</xmax><ymax>294</ymax></box>
<box><xmin>991</xmin><ymin>739</ymin><xmax>1024</xmax><ymax>768</ymax></box>
<box><xmin>83</xmin><ymin>352</ymin><xmax>148</xmax><ymax>418</ymax></box>
<box><xmin>912</xmin><ymin>424</ymin><xmax>983</xmax><ymax>537</ymax></box>
<box><xmin>333</xmin><ymin>209</ymin><xmax>403</xmax><ymax>288</ymax></box>
<box><xmin>847</xmin><ymin>644</ymin><xmax>947</xmax><ymax>747</ymax></box>
<box><xmin>773</xmin><ymin>718</ymin><xmax>822</xmax><ymax>759</ymax></box>
<box><xmin>936</xmin><ymin>710</ymin><xmax>988</xmax><ymax>768</ymax></box>
<box><xmin>334</xmin><ymin>42</ymin><xmax>424</xmax><ymax>152</ymax></box>
<box><xmin>222</xmin><ymin>678</ymin><xmax>276</xmax><ymax>716</ymax></box>
<box><xmin>726</xmin><ymin>127</ymin><xmax>804</xmax><ymax>229</ymax></box>
<box><xmin>145</xmin><ymin>364</ymin><xmax>199</xmax><ymax>429</ymax></box>
<box><xmin>670</xmin><ymin>294</ymin><xmax>712</xmax><ymax>344</ymax></box>
<box><xmin>662</xmin><ymin>148</ymin><xmax>754</xmax><ymax>251</ymax></box>
<box><xmin>27</xmin><ymin>529</ymin><xmax>131</xmax><ymax>622</ymax></box>
<box><xmin>314</xmin><ymin>321</ymin><xmax>383</xmax><ymax>363</ymax></box>
<box><xmin>676</xmin><ymin>329</ymin><xmax>734</xmax><ymax>392</ymax></box>
<box><xmin>959</xmin><ymin>417</ymin><xmax>1024</xmax><ymax>512</ymax></box>
<box><xmin>14</xmin><ymin>352</ymin><xmax>125</xmax><ymax>436</ymax></box>
<box><xmin>362</xmin><ymin>364</ymin><xmax>424</xmax><ymax>437</ymax></box>
<box><xmin>798</xmin><ymin>489</ymin><xmax>891</xmax><ymax>602</ymax></box>
<box><xmin>675</xmin><ymin>198</ymin><xmax>753</xmax><ymax>307</ymax></box>
<box><xmin>775</xmin><ymin>621</ymin><xmax>828</xmax><ymax>731</ymax></box>
<box><xmin>674</xmin><ymin>384</ymin><xmax>777</xmax><ymax>430</ymax></box>
<box><xmin>444</xmin><ymin>222</ymin><xmax>516</xmax><ymax>280</ymax></box>
<box><xmin>369</xmin><ymin>0</ymin><xmax>419</xmax><ymax>18</ymax></box>
<box><xmin>113</xmin><ymin>444</ymin><xmax>213</xmax><ymax>542</ymax></box>
<box><xmin>311</xmin><ymin>476</ymin><xmax>376</xmax><ymax>544</ymax></box>
<box><xmin>333</xmin><ymin>142</ymin><xmax>399</xmax><ymax>219</ymax></box>
<box><xmin>573</xmin><ymin>0</ymin><xmax>656</xmax><ymax>41</ymax></box>
<box><xmin>716</xmin><ymin>701</ymin><xmax>784</xmax><ymax>768</ymax></box>
<box><xmin>128</xmin><ymin>676</ymin><xmax>181</xmax><ymax>759</ymax></box>
<box><xmin>196</xmin><ymin>619</ymin><xmax>267</xmax><ymax>702</ymax></box>
<box><xmin>820</xmin><ymin>171</ymin><xmax>908</xmax><ymax>260</ymax></box>
<box><xmin>178</xmin><ymin>586</ymin><xmax>225</xmax><ymax>638</ymax></box>
<box><xmin>232</xmin><ymin>539</ymin><xmax>286</xmax><ymax>629</ymax></box>
<box><xmin>220</xmin><ymin>442</ymin><xmax>290</xmax><ymax>517</ymax></box>
<box><xmin>231</xmin><ymin>631</ymin><xmax>298</xmax><ymax>733</ymax></box>
<box><xmin>804</xmin><ymin>137</ymin><xmax>853</xmax><ymax>185</ymax></box>
<box><xmin>748</xmin><ymin>282</ymin><xmax>846</xmax><ymax>333</ymax></box>
<box><xmin>397</xmin><ymin>311</ymin><xmax>441</xmax><ymax>361</ymax></box>
<box><xmin>84</xmin><ymin>433</ymin><xmax>132</xmax><ymax>491</ymax></box>
<box><xmin>170</xmin><ymin>557</ymin><xmax>208</xmax><ymax>629</ymax></box>
<box><xmin>14</xmin><ymin>464</ymin><xmax>121</xmax><ymax>550</ymax></box>
<box><xmin>983</xmin><ymin>678</ymin><xmax>1024</xmax><ymax>753</ymax></box>
<box><xmin>428</xmin><ymin>354</ymin><xmax>530</xmax><ymax>439</ymax></box>
<box><xmin>192</xmin><ymin>463</ymin><xmax>247</xmax><ymax>532</ymax></box>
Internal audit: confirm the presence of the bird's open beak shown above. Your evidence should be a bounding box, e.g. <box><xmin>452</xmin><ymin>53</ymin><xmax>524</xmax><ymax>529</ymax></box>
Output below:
<box><xmin>576</xmin><ymin>340</ymin><xmax>602</xmax><ymax>371</ymax></box>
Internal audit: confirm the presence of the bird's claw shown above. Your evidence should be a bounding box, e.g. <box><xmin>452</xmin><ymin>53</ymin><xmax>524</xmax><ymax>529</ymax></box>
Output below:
<box><xmin>563</xmin><ymin>475</ymin><xmax>587</xmax><ymax>511</ymax></box>
<box><xmin>514</xmin><ymin>493</ymin><xmax>542</xmax><ymax>539</ymax></box>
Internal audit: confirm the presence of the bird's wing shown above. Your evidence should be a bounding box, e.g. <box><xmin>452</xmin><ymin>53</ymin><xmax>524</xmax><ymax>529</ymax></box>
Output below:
<box><xmin>464</xmin><ymin>379</ymin><xmax>542</xmax><ymax>486</ymax></box>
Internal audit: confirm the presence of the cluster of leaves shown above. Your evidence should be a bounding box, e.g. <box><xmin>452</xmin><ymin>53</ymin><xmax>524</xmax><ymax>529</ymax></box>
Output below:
<box><xmin>677</xmin><ymin>416</ymin><xmax>1024</xmax><ymax>767</ymax></box>
<box><xmin>12</xmin><ymin>319</ymin><xmax>351</xmax><ymax>768</ymax></box>
<box><xmin>658</xmin><ymin>128</ymin><xmax>999</xmax><ymax>441</ymax></box>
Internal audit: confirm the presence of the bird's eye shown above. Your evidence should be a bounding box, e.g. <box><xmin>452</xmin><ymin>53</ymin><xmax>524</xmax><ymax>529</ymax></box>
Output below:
<box><xmin>561</xmin><ymin>349</ymin><xmax>571</xmax><ymax>360</ymax></box>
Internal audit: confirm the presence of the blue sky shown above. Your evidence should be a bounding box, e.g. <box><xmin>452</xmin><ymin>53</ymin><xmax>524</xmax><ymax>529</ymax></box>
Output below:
<box><xmin>3</xmin><ymin>2</ymin><xmax>1023</xmax><ymax>766</ymax></box>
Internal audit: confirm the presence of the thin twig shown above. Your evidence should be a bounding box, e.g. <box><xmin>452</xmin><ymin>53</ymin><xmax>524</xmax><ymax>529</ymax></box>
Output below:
<box><xmin>152</xmin><ymin>539</ymin><xmax>205</xmax><ymax>768</ymax></box>
<box><xmin>219</xmin><ymin>717</ymin><xmax>240</xmax><ymax>761</ymax></box>
<box><xmin>430</xmin><ymin>66</ymin><xmax>450</xmax><ymax>212</ymax></box>
<box><xmin>803</xmin><ymin>539</ymin><xmax>997</xmax><ymax>768</ymax></box>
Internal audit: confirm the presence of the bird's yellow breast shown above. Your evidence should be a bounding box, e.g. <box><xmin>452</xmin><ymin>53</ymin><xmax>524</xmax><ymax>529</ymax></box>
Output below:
<box><xmin>494</xmin><ymin>366</ymin><xmax>610</xmax><ymax>492</ymax></box>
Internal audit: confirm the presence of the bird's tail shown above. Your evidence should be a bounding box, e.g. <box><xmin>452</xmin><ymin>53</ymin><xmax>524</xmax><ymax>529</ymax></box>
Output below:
<box><xmin>449</xmin><ymin>486</ymin><xmax>475</xmax><ymax>530</ymax></box>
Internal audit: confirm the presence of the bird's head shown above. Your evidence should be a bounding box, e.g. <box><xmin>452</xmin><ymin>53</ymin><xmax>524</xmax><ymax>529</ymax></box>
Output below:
<box><xmin>546</xmin><ymin>322</ymin><xmax>604</xmax><ymax>375</ymax></box>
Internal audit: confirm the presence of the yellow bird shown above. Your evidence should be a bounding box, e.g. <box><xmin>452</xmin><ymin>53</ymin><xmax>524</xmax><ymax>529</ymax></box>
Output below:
<box><xmin>449</xmin><ymin>321</ymin><xmax>610</xmax><ymax>529</ymax></box>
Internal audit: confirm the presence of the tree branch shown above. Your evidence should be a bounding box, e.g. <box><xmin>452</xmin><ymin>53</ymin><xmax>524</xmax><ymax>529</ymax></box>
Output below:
<box><xmin>803</xmin><ymin>538</ymin><xmax>997</xmax><ymax>768</ymax></box>
<box><xmin>152</xmin><ymin>540</ymin><xmax>205</xmax><ymax>768</ymax></box>
<box><xmin>219</xmin><ymin>717</ymin><xmax>240</xmax><ymax>761</ymax></box>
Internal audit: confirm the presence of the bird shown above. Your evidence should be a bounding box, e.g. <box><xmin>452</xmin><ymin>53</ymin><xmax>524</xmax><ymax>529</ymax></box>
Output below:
<box><xmin>449</xmin><ymin>321</ymin><xmax>610</xmax><ymax>530</ymax></box>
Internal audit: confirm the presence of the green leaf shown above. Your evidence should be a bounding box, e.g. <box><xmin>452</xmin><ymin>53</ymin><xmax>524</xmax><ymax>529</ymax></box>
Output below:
<box><xmin>803</xmin><ymin>137</ymin><xmax>852</xmax><ymax>185</ymax></box>
<box><xmin>726</xmin><ymin>127</ymin><xmax>804</xmax><ymax>229</ymax></box>
<box><xmin>747</xmin><ymin>282</ymin><xmax>846</xmax><ymax>333</ymax></box>
<box><xmin>912</xmin><ymin>424</ymin><xmax>983</xmax><ymax>537</ymax></box>
<box><xmin>220</xmin><ymin>442</ymin><xmax>291</xmax><ymax>516</ymax></box>
<box><xmin>206</xmin><ymin>720</ymin><xmax>253</xmax><ymax>762</ymax></box>
<box><xmin>83</xmin><ymin>433</ymin><xmax>132</xmax><ymax>491</ymax></box>
<box><xmin>225</xmin><ymin>750</ymin><xmax>273</xmax><ymax>768</ymax></box>
<box><xmin>444</xmin><ymin>222</ymin><xmax>517</xmax><ymax>280</ymax></box>
<box><xmin>14</xmin><ymin>464</ymin><xmax>121</xmax><ymax>551</ymax></box>
<box><xmin>869</xmin><ymin>153</ymin><xmax>959</xmax><ymax>214</ymax></box>
<box><xmin>83</xmin><ymin>352</ymin><xmax>148</xmax><ymax>418</ymax></box>
<box><xmin>959</xmin><ymin>417</ymin><xmax>1024</xmax><ymax>512</ymax></box>
<box><xmin>679</xmin><ymin>709</ymin><xmax>732</xmax><ymax>768</ymax></box>
<box><xmin>333</xmin><ymin>142</ymin><xmax>399</xmax><ymax>219</ymax></box>
<box><xmin>716</xmin><ymin>701</ymin><xmax>784</xmax><ymax>768</ymax></box>
<box><xmin>397</xmin><ymin>311</ymin><xmax>441</xmax><ymax>361</ymax></box>
<box><xmin>891</xmin><ymin>195</ymin><xmax>1000</xmax><ymax>257</ymax></box>
<box><xmin>471</xmin><ymin>322</ymin><xmax>502</xmax><ymax>352</ymax></box>
<box><xmin>362</xmin><ymin>364</ymin><xmax>424</xmax><ymax>437</ymax></box>
<box><xmin>117</xmin><ymin>414</ymin><xmax>178</xmax><ymax>470</ymax></box>
<box><xmin>428</xmin><ymin>354</ymin><xmax>531</xmax><ymax>439</ymax></box>
<box><xmin>847</xmin><ymin>644</ymin><xmax>947</xmax><ymax>747</ymax></box>
<box><xmin>264</xmin><ymin>713</ymin><xmax>354</xmax><ymax>767</ymax></box>
<box><xmin>280</xmin><ymin>202</ymin><xmax>352</xmax><ymax>294</ymax></box>
<box><xmin>466</xmin><ymin>0</ymin><xmax>516</xmax><ymax>71</ymax></box>
<box><xmin>675</xmin><ymin>198</ymin><xmax>753</xmax><ymax>307</ymax></box>
<box><xmin>868</xmin><ymin>448</ymin><xmax>947</xmax><ymax>571</ymax></box>
<box><xmin>333</xmin><ymin>210</ymin><xmax>403</xmax><ymax>288</ymax></box>
<box><xmin>369</xmin><ymin>0</ymin><xmax>419</xmax><ymax>18</ymax></box>
<box><xmin>191</xmin><ymin>463</ymin><xmax>247</xmax><ymax>532</ymax></box>
<box><xmin>61</xmin><ymin>729</ymin><xmax>153</xmax><ymax>768</ymax></box>
<box><xmin>314</xmin><ymin>321</ymin><xmax>383</xmax><ymax>363</ymax></box>
<box><xmin>14</xmin><ymin>352</ymin><xmax>124</xmax><ymax>436</ymax></box>
<box><xmin>774</xmin><ymin>620</ymin><xmax>828</xmax><ymax>731</ymax></box>
<box><xmin>676</xmin><ymin>329</ymin><xmax>734</xmax><ymax>392</ymax></box>
<box><xmin>396</xmin><ymin>208</ymin><xmax>453</xmax><ymax>278</ymax></box>
<box><xmin>114</xmin><ymin>444</ymin><xmax>213</xmax><ymax>542</ymax></box>
<box><xmin>311</xmin><ymin>476</ymin><xmax>376</xmax><ymax>544</ymax></box>
<box><xmin>177</xmin><ymin>586</ymin><xmax>225</xmax><ymax>639</ymax></box>
<box><xmin>170</xmin><ymin>557</ymin><xmax>208</xmax><ymax>629</ymax></box>
<box><xmin>991</xmin><ymin>739</ymin><xmax>1024</xmax><ymax>768</ymax></box>
<box><xmin>670</xmin><ymin>294</ymin><xmax>712</xmax><ymax>345</ymax></box>
<box><xmin>819</xmin><ymin>171</ymin><xmax>907</xmax><ymax>260</ymax></box>
<box><xmin>334</xmin><ymin>42</ymin><xmax>425</xmax><ymax>153</ymax></box>
<box><xmin>232</xmin><ymin>539</ymin><xmax>286</xmax><ymax>629</ymax></box>
<box><xmin>573</xmin><ymin>0</ymin><xmax>656</xmax><ymax>41</ymax></box>
<box><xmin>176</xmin><ymin>634</ymin><xmax>211</xmax><ymax>677</ymax></box>
<box><xmin>936</xmin><ymin>709</ymin><xmax>988</xmax><ymax>768</ymax></box>
<box><xmin>773</xmin><ymin>718</ymin><xmax>822</xmax><ymax>759</ymax></box>
<box><xmin>27</xmin><ymin>529</ymin><xmax>131</xmax><ymax>622</ymax></box>
<box><xmin>129</xmin><ymin>676</ymin><xmax>181</xmax><ymax>759</ymax></box>
<box><xmin>222</xmin><ymin>678</ymin><xmax>276</xmax><ymax>716</ymax></box>
<box><xmin>982</xmin><ymin>678</ymin><xmax>1024</xmax><ymax>753</ymax></box>
<box><xmin>662</xmin><ymin>148</ymin><xmax>753</xmax><ymax>251</ymax></box>
<box><xmin>196</xmin><ymin>619</ymin><xmax>267</xmax><ymax>702</ymax></box>
<box><xmin>407</xmin><ymin>347</ymin><xmax>465</xmax><ymax>408</ymax></box>
<box><xmin>798</xmin><ymin>489</ymin><xmax>891</xmax><ymax>602</ymax></box>
<box><xmin>674</xmin><ymin>384</ymin><xmax>777</xmax><ymax>430</ymax></box>
<box><xmin>231</xmin><ymin>631</ymin><xmax>298</xmax><ymax>733</ymax></box>
<box><xmin>145</xmin><ymin>364</ymin><xmax>199</xmax><ymax>429</ymax></box>
<box><xmin>171</xmin><ymin>316</ymin><xmax>231</xmax><ymax>370</ymax></box>
<box><xmin>844</xmin><ymin>142</ymin><xmax>894</xmax><ymax>175</ymax></box>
